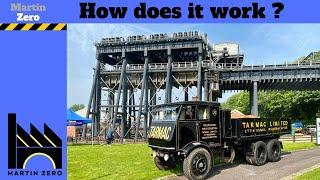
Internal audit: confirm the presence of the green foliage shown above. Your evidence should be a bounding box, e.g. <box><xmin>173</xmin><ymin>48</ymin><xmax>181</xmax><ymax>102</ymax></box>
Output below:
<box><xmin>70</xmin><ymin>104</ymin><xmax>85</xmax><ymax>112</ymax></box>
<box><xmin>222</xmin><ymin>91</ymin><xmax>320</xmax><ymax>125</ymax></box>
<box><xmin>221</xmin><ymin>92</ymin><xmax>250</xmax><ymax>114</ymax></box>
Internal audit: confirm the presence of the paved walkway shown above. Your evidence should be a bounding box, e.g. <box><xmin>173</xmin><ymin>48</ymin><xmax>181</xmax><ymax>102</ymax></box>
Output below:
<box><xmin>167</xmin><ymin>147</ymin><xmax>320</xmax><ymax>180</ymax></box>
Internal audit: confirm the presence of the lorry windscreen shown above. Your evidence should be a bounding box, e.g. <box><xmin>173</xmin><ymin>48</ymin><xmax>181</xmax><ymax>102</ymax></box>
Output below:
<box><xmin>153</xmin><ymin>106</ymin><xmax>179</xmax><ymax>121</ymax></box>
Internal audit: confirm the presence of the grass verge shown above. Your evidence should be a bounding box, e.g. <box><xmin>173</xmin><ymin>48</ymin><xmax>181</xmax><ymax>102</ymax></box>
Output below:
<box><xmin>293</xmin><ymin>167</ymin><xmax>320</xmax><ymax>180</ymax></box>
<box><xmin>68</xmin><ymin>144</ymin><xmax>181</xmax><ymax>180</ymax></box>
<box><xmin>68</xmin><ymin>142</ymin><xmax>319</xmax><ymax>180</ymax></box>
<box><xmin>282</xmin><ymin>142</ymin><xmax>319</xmax><ymax>152</ymax></box>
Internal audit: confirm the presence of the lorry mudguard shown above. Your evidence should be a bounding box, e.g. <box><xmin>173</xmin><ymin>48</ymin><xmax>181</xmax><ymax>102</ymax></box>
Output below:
<box><xmin>182</xmin><ymin>141</ymin><xmax>212</xmax><ymax>157</ymax></box>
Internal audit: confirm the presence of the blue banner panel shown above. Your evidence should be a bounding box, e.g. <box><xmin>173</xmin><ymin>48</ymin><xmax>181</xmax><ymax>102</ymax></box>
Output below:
<box><xmin>0</xmin><ymin>30</ymin><xmax>66</xmax><ymax>179</ymax></box>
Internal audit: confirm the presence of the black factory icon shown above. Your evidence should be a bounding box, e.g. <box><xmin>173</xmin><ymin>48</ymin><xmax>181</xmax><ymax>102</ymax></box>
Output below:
<box><xmin>8</xmin><ymin>113</ymin><xmax>62</xmax><ymax>169</ymax></box>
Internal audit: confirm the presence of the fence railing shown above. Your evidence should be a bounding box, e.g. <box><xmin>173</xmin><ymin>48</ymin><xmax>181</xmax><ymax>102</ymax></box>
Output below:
<box><xmin>67</xmin><ymin>136</ymin><xmax>146</xmax><ymax>144</ymax></box>
<box><xmin>104</xmin><ymin>60</ymin><xmax>320</xmax><ymax>72</ymax></box>
<box><xmin>279</xmin><ymin>133</ymin><xmax>316</xmax><ymax>143</ymax></box>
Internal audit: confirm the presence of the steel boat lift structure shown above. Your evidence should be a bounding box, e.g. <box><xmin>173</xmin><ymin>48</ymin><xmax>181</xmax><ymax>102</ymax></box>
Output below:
<box><xmin>82</xmin><ymin>31</ymin><xmax>320</xmax><ymax>142</ymax></box>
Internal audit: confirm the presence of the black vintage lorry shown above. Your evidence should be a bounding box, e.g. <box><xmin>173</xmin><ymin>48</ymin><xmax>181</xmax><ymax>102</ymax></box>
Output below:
<box><xmin>148</xmin><ymin>101</ymin><xmax>290</xmax><ymax>180</ymax></box>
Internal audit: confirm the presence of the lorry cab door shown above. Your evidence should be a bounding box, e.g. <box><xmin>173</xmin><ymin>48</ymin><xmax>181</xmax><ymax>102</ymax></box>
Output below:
<box><xmin>198</xmin><ymin>105</ymin><xmax>221</xmax><ymax>147</ymax></box>
<box><xmin>224</xmin><ymin>111</ymin><xmax>232</xmax><ymax>138</ymax></box>
<box><xmin>178</xmin><ymin>105</ymin><xmax>198</xmax><ymax>149</ymax></box>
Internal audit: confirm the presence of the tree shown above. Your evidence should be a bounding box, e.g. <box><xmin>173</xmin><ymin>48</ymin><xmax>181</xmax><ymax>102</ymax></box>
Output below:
<box><xmin>221</xmin><ymin>91</ymin><xmax>320</xmax><ymax>125</ymax></box>
<box><xmin>70</xmin><ymin>104</ymin><xmax>85</xmax><ymax>112</ymax></box>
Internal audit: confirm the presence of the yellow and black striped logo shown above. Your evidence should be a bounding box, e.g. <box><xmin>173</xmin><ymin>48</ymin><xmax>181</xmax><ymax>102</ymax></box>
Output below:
<box><xmin>0</xmin><ymin>23</ymin><xmax>66</xmax><ymax>31</ymax></box>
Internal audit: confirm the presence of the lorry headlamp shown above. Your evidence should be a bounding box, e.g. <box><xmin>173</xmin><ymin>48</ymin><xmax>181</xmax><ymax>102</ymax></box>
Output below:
<box><xmin>164</xmin><ymin>154</ymin><xmax>169</xmax><ymax>161</ymax></box>
<box><xmin>152</xmin><ymin>151</ymin><xmax>157</xmax><ymax>158</ymax></box>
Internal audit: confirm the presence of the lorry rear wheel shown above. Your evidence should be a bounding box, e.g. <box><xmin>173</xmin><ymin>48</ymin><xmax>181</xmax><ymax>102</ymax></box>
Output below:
<box><xmin>183</xmin><ymin>148</ymin><xmax>212</xmax><ymax>180</ymax></box>
<box><xmin>154</xmin><ymin>156</ymin><xmax>175</xmax><ymax>170</ymax></box>
<box><xmin>267</xmin><ymin>139</ymin><xmax>281</xmax><ymax>162</ymax></box>
<box><xmin>251</xmin><ymin>141</ymin><xmax>267</xmax><ymax>166</ymax></box>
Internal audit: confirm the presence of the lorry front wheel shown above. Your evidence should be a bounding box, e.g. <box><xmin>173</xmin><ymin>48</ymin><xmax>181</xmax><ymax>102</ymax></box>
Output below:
<box><xmin>183</xmin><ymin>148</ymin><xmax>212</xmax><ymax>180</ymax></box>
<box><xmin>154</xmin><ymin>156</ymin><xmax>175</xmax><ymax>170</ymax></box>
<box><xmin>267</xmin><ymin>139</ymin><xmax>281</xmax><ymax>162</ymax></box>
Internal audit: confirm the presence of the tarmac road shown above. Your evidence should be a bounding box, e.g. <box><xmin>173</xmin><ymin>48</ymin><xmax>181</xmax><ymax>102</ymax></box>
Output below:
<box><xmin>166</xmin><ymin>147</ymin><xmax>320</xmax><ymax>180</ymax></box>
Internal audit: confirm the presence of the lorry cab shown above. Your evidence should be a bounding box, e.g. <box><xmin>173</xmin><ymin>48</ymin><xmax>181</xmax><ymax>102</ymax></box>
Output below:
<box><xmin>148</xmin><ymin>101</ymin><xmax>228</xmax><ymax>179</ymax></box>
<box><xmin>148</xmin><ymin>101</ymin><xmax>223</xmax><ymax>151</ymax></box>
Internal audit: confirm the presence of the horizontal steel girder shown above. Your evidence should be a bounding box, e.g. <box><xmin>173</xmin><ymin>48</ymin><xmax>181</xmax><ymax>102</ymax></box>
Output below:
<box><xmin>101</xmin><ymin>64</ymin><xmax>320</xmax><ymax>91</ymax></box>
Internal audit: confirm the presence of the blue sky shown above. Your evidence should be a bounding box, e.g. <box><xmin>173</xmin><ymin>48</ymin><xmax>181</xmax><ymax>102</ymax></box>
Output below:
<box><xmin>67</xmin><ymin>24</ymin><xmax>320</xmax><ymax>107</ymax></box>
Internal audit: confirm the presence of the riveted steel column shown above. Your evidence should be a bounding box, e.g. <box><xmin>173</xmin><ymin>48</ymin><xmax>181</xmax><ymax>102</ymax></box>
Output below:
<box><xmin>128</xmin><ymin>88</ymin><xmax>133</xmax><ymax>130</ymax></box>
<box><xmin>120</xmin><ymin>72</ymin><xmax>128</xmax><ymax>143</ymax></box>
<box><xmin>94</xmin><ymin>62</ymin><xmax>102</xmax><ymax>136</ymax></box>
<box><xmin>143</xmin><ymin>81</ymin><xmax>149</xmax><ymax>139</ymax></box>
<box><xmin>108</xmin><ymin>90</ymin><xmax>114</xmax><ymax>122</ymax></box>
<box><xmin>204</xmin><ymin>71</ymin><xmax>208</xmax><ymax>101</ymax></box>
<box><xmin>92</xmin><ymin>88</ymin><xmax>97</xmax><ymax>137</ymax></box>
<box><xmin>149</xmin><ymin>86</ymin><xmax>156</xmax><ymax>127</ymax></box>
<box><xmin>135</xmin><ymin>48</ymin><xmax>148</xmax><ymax>141</ymax></box>
<box><xmin>82</xmin><ymin>61</ymin><xmax>100</xmax><ymax>139</ymax></box>
<box><xmin>197</xmin><ymin>46</ymin><xmax>203</xmax><ymax>101</ymax></box>
<box><xmin>112</xmin><ymin>50</ymin><xmax>127</xmax><ymax>129</ymax></box>
<box><xmin>165</xmin><ymin>48</ymin><xmax>172</xmax><ymax>103</ymax></box>
<box><xmin>184</xmin><ymin>87</ymin><xmax>189</xmax><ymax>101</ymax></box>
<box><xmin>132</xmin><ymin>90</ymin><xmax>136</xmax><ymax>128</ymax></box>
<box><xmin>250</xmin><ymin>81</ymin><xmax>258</xmax><ymax>116</ymax></box>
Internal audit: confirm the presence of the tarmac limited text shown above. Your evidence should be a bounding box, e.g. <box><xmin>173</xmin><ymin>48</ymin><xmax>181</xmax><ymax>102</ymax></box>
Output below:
<box><xmin>242</xmin><ymin>121</ymin><xmax>289</xmax><ymax>129</ymax></box>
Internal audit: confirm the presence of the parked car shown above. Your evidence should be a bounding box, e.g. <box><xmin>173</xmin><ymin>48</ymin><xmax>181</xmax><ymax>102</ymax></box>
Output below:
<box><xmin>303</xmin><ymin>125</ymin><xmax>316</xmax><ymax>135</ymax></box>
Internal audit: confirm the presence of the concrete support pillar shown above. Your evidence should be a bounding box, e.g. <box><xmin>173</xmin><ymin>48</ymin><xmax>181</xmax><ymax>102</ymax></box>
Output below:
<box><xmin>250</xmin><ymin>81</ymin><xmax>258</xmax><ymax>116</ymax></box>
<box><xmin>197</xmin><ymin>47</ymin><xmax>203</xmax><ymax>101</ymax></box>
<box><xmin>135</xmin><ymin>49</ymin><xmax>148</xmax><ymax>141</ymax></box>
<box><xmin>204</xmin><ymin>71</ymin><xmax>208</xmax><ymax>101</ymax></box>
<box><xmin>165</xmin><ymin>48</ymin><xmax>172</xmax><ymax>103</ymax></box>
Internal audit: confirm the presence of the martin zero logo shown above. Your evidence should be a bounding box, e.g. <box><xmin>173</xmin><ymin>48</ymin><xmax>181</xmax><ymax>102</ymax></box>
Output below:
<box><xmin>8</xmin><ymin>113</ymin><xmax>63</xmax><ymax>176</ymax></box>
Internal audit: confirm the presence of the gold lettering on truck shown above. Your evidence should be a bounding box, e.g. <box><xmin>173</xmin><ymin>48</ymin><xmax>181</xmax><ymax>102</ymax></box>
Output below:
<box><xmin>148</xmin><ymin>126</ymin><xmax>172</xmax><ymax>140</ymax></box>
